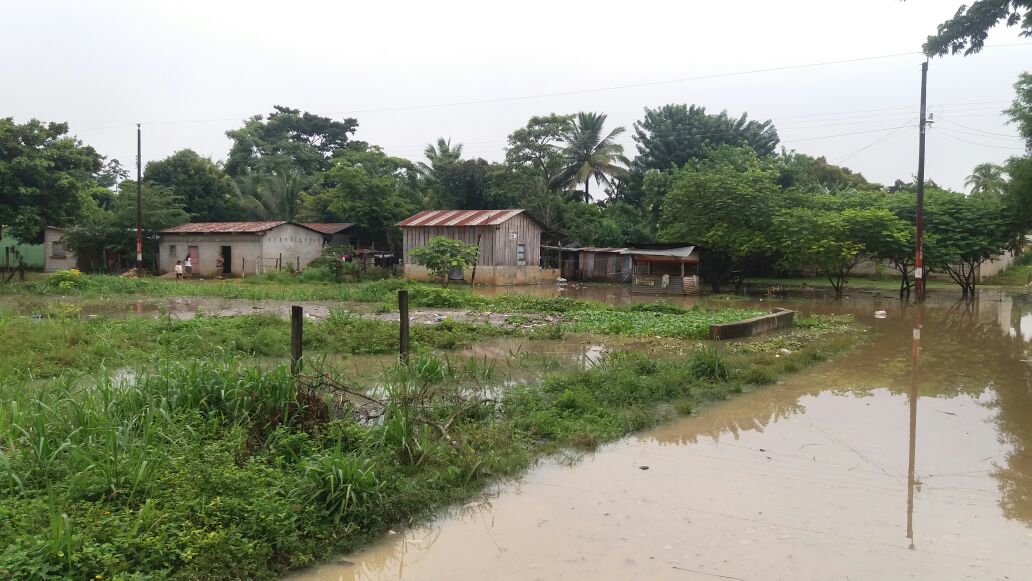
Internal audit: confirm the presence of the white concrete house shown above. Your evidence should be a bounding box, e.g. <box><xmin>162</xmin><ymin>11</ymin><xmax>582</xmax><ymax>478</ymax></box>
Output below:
<box><xmin>157</xmin><ymin>222</ymin><xmax>325</xmax><ymax>277</ymax></box>
<box><xmin>44</xmin><ymin>226</ymin><xmax>77</xmax><ymax>272</ymax></box>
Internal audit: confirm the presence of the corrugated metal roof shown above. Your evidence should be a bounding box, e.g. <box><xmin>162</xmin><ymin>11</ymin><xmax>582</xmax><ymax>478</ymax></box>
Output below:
<box><xmin>397</xmin><ymin>209</ymin><xmax>526</xmax><ymax>227</ymax></box>
<box><xmin>579</xmin><ymin>247</ymin><xmax>627</xmax><ymax>254</ymax></box>
<box><xmin>626</xmin><ymin>246</ymin><xmax>696</xmax><ymax>258</ymax></box>
<box><xmin>158</xmin><ymin>221</ymin><xmax>323</xmax><ymax>234</ymax></box>
<box><xmin>301</xmin><ymin>223</ymin><xmax>355</xmax><ymax>234</ymax></box>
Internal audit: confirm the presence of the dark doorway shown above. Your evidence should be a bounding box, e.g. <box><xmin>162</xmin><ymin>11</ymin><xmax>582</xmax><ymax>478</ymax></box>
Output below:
<box><xmin>221</xmin><ymin>246</ymin><xmax>232</xmax><ymax>275</ymax></box>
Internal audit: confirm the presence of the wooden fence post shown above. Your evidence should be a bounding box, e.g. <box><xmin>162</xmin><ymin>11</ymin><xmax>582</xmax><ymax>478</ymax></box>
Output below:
<box><xmin>296</xmin><ymin>256</ymin><xmax>300</xmax><ymax>272</ymax></box>
<box><xmin>398</xmin><ymin>289</ymin><xmax>410</xmax><ymax>363</ymax></box>
<box><xmin>291</xmin><ymin>305</ymin><xmax>303</xmax><ymax>375</ymax></box>
<box><xmin>278</xmin><ymin>253</ymin><xmax>282</xmax><ymax>271</ymax></box>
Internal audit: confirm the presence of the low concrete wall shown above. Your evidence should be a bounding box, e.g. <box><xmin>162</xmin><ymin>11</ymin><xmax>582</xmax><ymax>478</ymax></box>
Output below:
<box><xmin>709</xmin><ymin>308</ymin><xmax>795</xmax><ymax>340</ymax></box>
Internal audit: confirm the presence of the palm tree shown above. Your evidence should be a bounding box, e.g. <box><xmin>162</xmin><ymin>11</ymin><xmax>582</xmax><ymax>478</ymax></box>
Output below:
<box><xmin>258</xmin><ymin>170</ymin><xmax>311</xmax><ymax>220</ymax></box>
<box><xmin>551</xmin><ymin>112</ymin><xmax>629</xmax><ymax>202</ymax></box>
<box><xmin>418</xmin><ymin>137</ymin><xmax>463</xmax><ymax>177</ymax></box>
<box><xmin>964</xmin><ymin>163</ymin><xmax>1007</xmax><ymax>197</ymax></box>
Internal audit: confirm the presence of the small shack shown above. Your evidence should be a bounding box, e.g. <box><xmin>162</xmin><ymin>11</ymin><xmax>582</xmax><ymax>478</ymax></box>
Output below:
<box><xmin>398</xmin><ymin>209</ymin><xmax>560</xmax><ymax>285</ymax></box>
<box><xmin>544</xmin><ymin>245</ymin><xmax>633</xmax><ymax>283</ymax></box>
<box><xmin>301</xmin><ymin>223</ymin><xmax>355</xmax><ymax>247</ymax></box>
<box><xmin>157</xmin><ymin>221</ymin><xmax>324</xmax><ymax>277</ymax></box>
<box><xmin>629</xmin><ymin>246</ymin><xmax>701</xmax><ymax>295</ymax></box>
<box><xmin>44</xmin><ymin>227</ymin><xmax>77</xmax><ymax>272</ymax></box>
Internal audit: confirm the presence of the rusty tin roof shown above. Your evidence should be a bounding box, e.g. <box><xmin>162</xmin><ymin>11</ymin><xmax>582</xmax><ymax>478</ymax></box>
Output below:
<box><xmin>301</xmin><ymin>223</ymin><xmax>355</xmax><ymax>234</ymax></box>
<box><xmin>397</xmin><ymin>209</ymin><xmax>526</xmax><ymax>228</ymax></box>
<box><xmin>158</xmin><ymin>221</ymin><xmax>322</xmax><ymax>234</ymax></box>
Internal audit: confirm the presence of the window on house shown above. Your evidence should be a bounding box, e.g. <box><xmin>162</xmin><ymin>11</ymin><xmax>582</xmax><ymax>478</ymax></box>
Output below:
<box><xmin>51</xmin><ymin>242</ymin><xmax>66</xmax><ymax>259</ymax></box>
<box><xmin>169</xmin><ymin>245</ymin><xmax>177</xmax><ymax>257</ymax></box>
<box><xmin>516</xmin><ymin>244</ymin><xmax>527</xmax><ymax>266</ymax></box>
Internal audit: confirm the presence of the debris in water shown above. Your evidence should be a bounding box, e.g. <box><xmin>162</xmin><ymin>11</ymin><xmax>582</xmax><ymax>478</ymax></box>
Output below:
<box><xmin>778</xmin><ymin>348</ymin><xmax>792</xmax><ymax>355</ymax></box>
<box><xmin>874</xmin><ymin>310</ymin><xmax>887</xmax><ymax>318</ymax></box>
<box><xmin>639</xmin><ymin>465</ymin><xmax>650</xmax><ymax>470</ymax></box>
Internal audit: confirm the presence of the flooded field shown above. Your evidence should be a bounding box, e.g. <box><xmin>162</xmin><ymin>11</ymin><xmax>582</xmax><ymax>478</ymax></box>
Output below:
<box><xmin>290</xmin><ymin>289</ymin><xmax>1032</xmax><ymax>581</ymax></box>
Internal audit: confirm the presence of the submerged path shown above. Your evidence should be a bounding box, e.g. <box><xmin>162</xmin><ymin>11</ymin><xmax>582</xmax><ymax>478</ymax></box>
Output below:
<box><xmin>289</xmin><ymin>290</ymin><xmax>1032</xmax><ymax>580</ymax></box>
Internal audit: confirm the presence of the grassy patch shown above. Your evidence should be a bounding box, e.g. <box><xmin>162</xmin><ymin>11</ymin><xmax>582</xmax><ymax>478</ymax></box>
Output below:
<box><xmin>0</xmin><ymin>318</ymin><xmax>859</xmax><ymax>578</ymax></box>
<box><xmin>0</xmin><ymin>310</ymin><xmax>509</xmax><ymax>379</ymax></box>
<box><xmin>565</xmin><ymin>307</ymin><xmax>762</xmax><ymax>339</ymax></box>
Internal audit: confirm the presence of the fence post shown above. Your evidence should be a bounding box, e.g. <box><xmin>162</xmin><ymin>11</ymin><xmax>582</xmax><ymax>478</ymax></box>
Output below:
<box><xmin>291</xmin><ymin>305</ymin><xmax>303</xmax><ymax>375</ymax></box>
<box><xmin>278</xmin><ymin>253</ymin><xmax>283</xmax><ymax>271</ymax></box>
<box><xmin>296</xmin><ymin>256</ymin><xmax>300</xmax><ymax>272</ymax></box>
<box><xmin>241</xmin><ymin>258</ymin><xmax>246</xmax><ymax>278</ymax></box>
<box><xmin>398</xmin><ymin>289</ymin><xmax>410</xmax><ymax>363</ymax></box>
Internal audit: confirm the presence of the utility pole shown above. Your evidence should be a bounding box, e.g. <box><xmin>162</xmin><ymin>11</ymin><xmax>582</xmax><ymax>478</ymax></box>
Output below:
<box><xmin>135</xmin><ymin>123</ymin><xmax>143</xmax><ymax>270</ymax></box>
<box><xmin>914</xmin><ymin>60</ymin><xmax>929</xmax><ymax>302</ymax></box>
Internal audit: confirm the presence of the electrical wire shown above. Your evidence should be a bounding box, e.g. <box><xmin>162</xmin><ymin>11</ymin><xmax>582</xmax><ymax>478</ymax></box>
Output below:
<box><xmin>936</xmin><ymin>128</ymin><xmax>1028</xmax><ymax>150</ymax></box>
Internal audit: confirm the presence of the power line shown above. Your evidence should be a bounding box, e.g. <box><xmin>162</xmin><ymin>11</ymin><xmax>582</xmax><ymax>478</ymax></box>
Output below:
<box><xmin>834</xmin><ymin>124</ymin><xmax>914</xmax><ymax>163</ymax></box>
<box><xmin>74</xmin><ymin>42</ymin><xmax>1032</xmax><ymax>133</ymax></box>
<box><xmin>938</xmin><ymin>118</ymin><xmax>1022</xmax><ymax>139</ymax></box>
<box><xmin>936</xmin><ymin>128</ymin><xmax>1028</xmax><ymax>150</ymax></box>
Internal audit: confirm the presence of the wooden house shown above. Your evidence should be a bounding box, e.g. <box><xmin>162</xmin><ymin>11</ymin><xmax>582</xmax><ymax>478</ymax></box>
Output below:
<box><xmin>629</xmin><ymin>246</ymin><xmax>701</xmax><ymax>295</ymax></box>
<box><xmin>398</xmin><ymin>209</ymin><xmax>560</xmax><ymax>285</ymax></box>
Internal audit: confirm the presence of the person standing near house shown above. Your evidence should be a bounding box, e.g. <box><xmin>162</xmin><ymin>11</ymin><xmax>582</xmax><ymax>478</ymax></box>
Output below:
<box><xmin>215</xmin><ymin>253</ymin><xmax>224</xmax><ymax>279</ymax></box>
<box><xmin>184</xmin><ymin>255</ymin><xmax>192</xmax><ymax>279</ymax></box>
<box><xmin>174</xmin><ymin>260</ymin><xmax>183</xmax><ymax>280</ymax></box>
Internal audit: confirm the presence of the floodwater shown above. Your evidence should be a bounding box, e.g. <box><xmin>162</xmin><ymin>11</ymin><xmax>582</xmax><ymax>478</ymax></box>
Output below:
<box><xmin>289</xmin><ymin>289</ymin><xmax>1032</xmax><ymax>581</ymax></box>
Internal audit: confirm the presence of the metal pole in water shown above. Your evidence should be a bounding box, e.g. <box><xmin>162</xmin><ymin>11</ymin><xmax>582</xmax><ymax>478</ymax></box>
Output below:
<box><xmin>291</xmin><ymin>305</ymin><xmax>303</xmax><ymax>375</ymax></box>
<box><xmin>398</xmin><ymin>289</ymin><xmax>410</xmax><ymax>363</ymax></box>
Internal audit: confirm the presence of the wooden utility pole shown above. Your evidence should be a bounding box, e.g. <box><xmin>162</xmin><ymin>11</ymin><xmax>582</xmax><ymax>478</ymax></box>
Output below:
<box><xmin>290</xmin><ymin>305</ymin><xmax>303</xmax><ymax>375</ymax></box>
<box><xmin>914</xmin><ymin>60</ymin><xmax>929</xmax><ymax>302</ymax></box>
<box><xmin>398</xmin><ymin>289</ymin><xmax>410</xmax><ymax>363</ymax></box>
<box><xmin>136</xmin><ymin>124</ymin><xmax>143</xmax><ymax>268</ymax></box>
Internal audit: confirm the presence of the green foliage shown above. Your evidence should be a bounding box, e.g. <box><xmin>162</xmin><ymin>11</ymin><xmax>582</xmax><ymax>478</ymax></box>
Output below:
<box><xmin>296</xmin><ymin>147</ymin><xmax>423</xmax><ymax>252</ymax></box>
<box><xmin>1006</xmin><ymin>71</ymin><xmax>1032</xmax><ymax>150</ymax></box>
<box><xmin>923</xmin><ymin>0</ymin><xmax>1032</xmax><ymax>56</ymax></box>
<box><xmin>658</xmin><ymin>146</ymin><xmax>782</xmax><ymax>290</ymax></box>
<box><xmin>0</xmin><ymin>118</ymin><xmax>104</xmax><ymax>242</ymax></box>
<box><xmin>551</xmin><ymin>112</ymin><xmax>629</xmax><ymax>201</ymax></box>
<box><xmin>407</xmin><ymin>236</ymin><xmax>480</xmax><ymax>287</ymax></box>
<box><xmin>566</xmin><ymin>308</ymin><xmax>762</xmax><ymax>339</ymax></box>
<box><xmin>965</xmin><ymin>162</ymin><xmax>1009</xmax><ymax>197</ymax></box>
<box><xmin>62</xmin><ymin>180</ymin><xmax>190</xmax><ymax>271</ymax></box>
<box><xmin>144</xmin><ymin>149</ymin><xmax>243</xmax><ymax>221</ymax></box>
<box><xmin>773</xmin><ymin>205</ymin><xmax>907</xmax><ymax>297</ymax></box>
<box><xmin>224</xmin><ymin>105</ymin><xmax>359</xmax><ymax>177</ymax></box>
<box><xmin>632</xmin><ymin>104</ymin><xmax>779</xmax><ymax>174</ymax></box>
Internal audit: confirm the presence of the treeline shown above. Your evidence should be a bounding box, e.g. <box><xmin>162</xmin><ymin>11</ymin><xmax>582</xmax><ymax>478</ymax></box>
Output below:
<box><xmin>2</xmin><ymin>75</ymin><xmax>1032</xmax><ymax>293</ymax></box>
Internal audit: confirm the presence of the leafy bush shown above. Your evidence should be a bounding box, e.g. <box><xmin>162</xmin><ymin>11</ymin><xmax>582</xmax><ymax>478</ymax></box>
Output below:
<box><xmin>407</xmin><ymin>237</ymin><xmax>479</xmax><ymax>287</ymax></box>
<box><xmin>44</xmin><ymin>269</ymin><xmax>84</xmax><ymax>291</ymax></box>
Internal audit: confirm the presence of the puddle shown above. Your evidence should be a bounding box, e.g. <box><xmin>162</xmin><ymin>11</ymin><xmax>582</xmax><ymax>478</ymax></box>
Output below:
<box><xmin>290</xmin><ymin>289</ymin><xmax>1032</xmax><ymax>580</ymax></box>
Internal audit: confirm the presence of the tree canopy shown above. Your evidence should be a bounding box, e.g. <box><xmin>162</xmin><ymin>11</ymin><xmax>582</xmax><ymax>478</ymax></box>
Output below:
<box><xmin>632</xmin><ymin>104</ymin><xmax>779</xmax><ymax>174</ymax></box>
<box><xmin>144</xmin><ymin>149</ymin><xmax>240</xmax><ymax>221</ymax></box>
<box><xmin>924</xmin><ymin>0</ymin><xmax>1032</xmax><ymax>56</ymax></box>
<box><xmin>224</xmin><ymin>106</ymin><xmax>359</xmax><ymax>177</ymax></box>
<box><xmin>551</xmin><ymin>112</ymin><xmax>629</xmax><ymax>201</ymax></box>
<box><xmin>0</xmin><ymin>118</ymin><xmax>103</xmax><ymax>242</ymax></box>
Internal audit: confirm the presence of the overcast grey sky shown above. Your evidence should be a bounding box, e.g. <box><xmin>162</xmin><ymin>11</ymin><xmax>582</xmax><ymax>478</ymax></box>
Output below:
<box><xmin>2</xmin><ymin>0</ymin><xmax>1030</xmax><ymax>192</ymax></box>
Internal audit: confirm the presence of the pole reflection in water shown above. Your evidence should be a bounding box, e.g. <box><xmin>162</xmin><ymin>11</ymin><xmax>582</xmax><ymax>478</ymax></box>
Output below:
<box><xmin>907</xmin><ymin>305</ymin><xmax>922</xmax><ymax>550</ymax></box>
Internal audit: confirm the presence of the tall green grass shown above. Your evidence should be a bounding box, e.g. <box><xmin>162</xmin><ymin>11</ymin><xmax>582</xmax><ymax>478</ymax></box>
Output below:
<box><xmin>0</xmin><ymin>316</ymin><xmax>859</xmax><ymax>578</ymax></box>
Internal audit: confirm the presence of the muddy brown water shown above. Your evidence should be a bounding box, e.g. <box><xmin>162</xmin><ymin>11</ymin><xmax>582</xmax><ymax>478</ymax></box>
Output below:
<box><xmin>288</xmin><ymin>288</ymin><xmax>1032</xmax><ymax>581</ymax></box>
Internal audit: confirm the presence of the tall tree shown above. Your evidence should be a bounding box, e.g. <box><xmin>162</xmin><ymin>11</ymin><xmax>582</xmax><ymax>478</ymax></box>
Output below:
<box><xmin>504</xmin><ymin>114</ymin><xmax>573</xmax><ymax>185</ymax></box>
<box><xmin>1005</xmin><ymin>72</ymin><xmax>1032</xmax><ymax>150</ymax></box>
<box><xmin>777</xmin><ymin>151</ymin><xmax>874</xmax><ymax>193</ymax></box>
<box><xmin>254</xmin><ymin>170</ymin><xmax>311</xmax><ymax>221</ymax></box>
<box><xmin>925</xmin><ymin>188</ymin><xmax>1012</xmax><ymax>296</ymax></box>
<box><xmin>418</xmin><ymin>137</ymin><xmax>464</xmax><ymax>176</ymax></box>
<box><xmin>224</xmin><ymin>106</ymin><xmax>359</xmax><ymax>177</ymax></box>
<box><xmin>0</xmin><ymin>118</ymin><xmax>103</xmax><ymax>242</ymax></box>
<box><xmin>296</xmin><ymin>147</ymin><xmax>424</xmax><ymax>251</ymax></box>
<box><xmin>923</xmin><ymin>0</ymin><xmax>1032</xmax><ymax>56</ymax></box>
<box><xmin>144</xmin><ymin>149</ymin><xmax>242</xmax><ymax>221</ymax></box>
<box><xmin>658</xmin><ymin>146</ymin><xmax>782</xmax><ymax>291</ymax></box>
<box><xmin>632</xmin><ymin>104</ymin><xmax>779</xmax><ymax>173</ymax></box>
<box><xmin>965</xmin><ymin>162</ymin><xmax>1008</xmax><ymax>196</ymax></box>
<box><xmin>63</xmin><ymin>181</ymin><xmax>189</xmax><ymax>271</ymax></box>
<box><xmin>551</xmin><ymin>112</ymin><xmax>629</xmax><ymax>202</ymax></box>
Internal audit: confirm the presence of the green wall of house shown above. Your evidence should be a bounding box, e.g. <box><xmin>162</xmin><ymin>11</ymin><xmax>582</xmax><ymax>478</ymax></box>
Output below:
<box><xmin>0</xmin><ymin>237</ymin><xmax>44</xmax><ymax>268</ymax></box>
